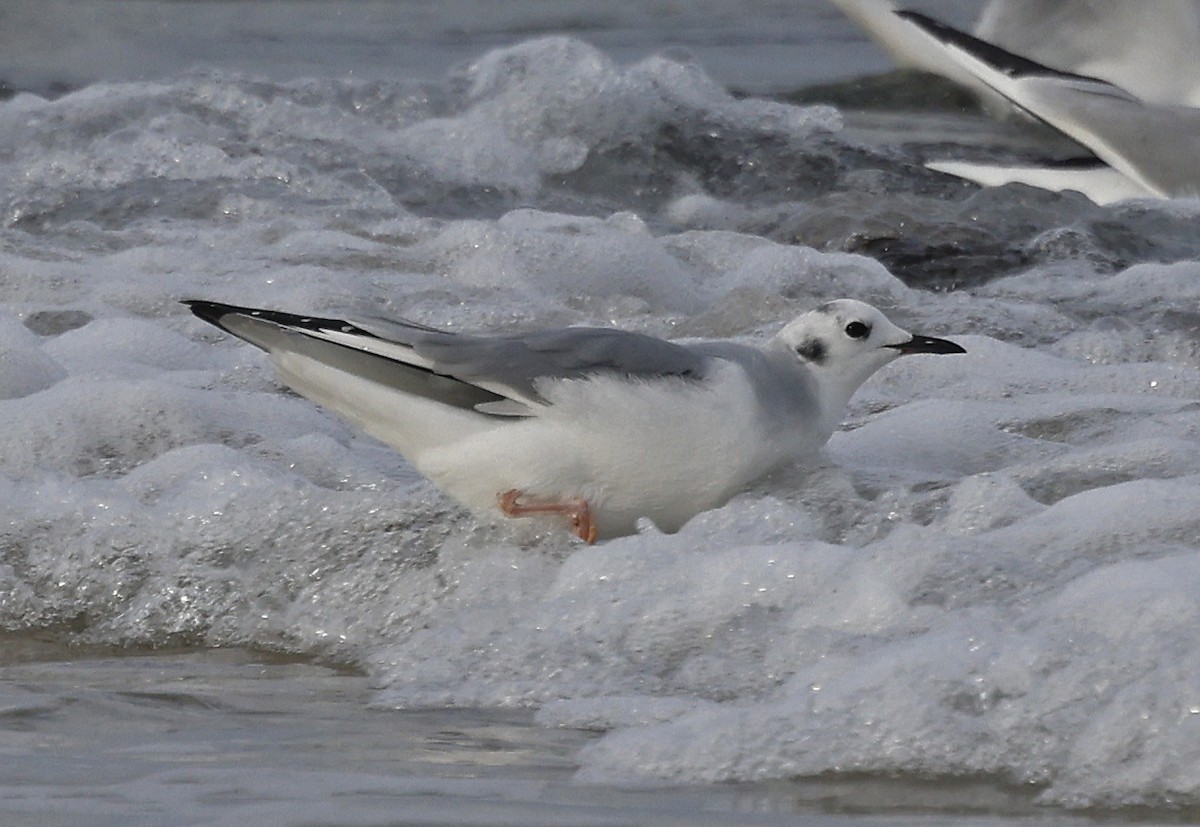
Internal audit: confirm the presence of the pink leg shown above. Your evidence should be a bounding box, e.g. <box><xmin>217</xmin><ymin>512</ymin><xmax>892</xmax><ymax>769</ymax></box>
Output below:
<box><xmin>497</xmin><ymin>489</ymin><xmax>598</xmax><ymax>544</ymax></box>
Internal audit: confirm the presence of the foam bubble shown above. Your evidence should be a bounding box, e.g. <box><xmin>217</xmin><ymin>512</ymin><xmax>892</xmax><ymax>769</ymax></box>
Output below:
<box><xmin>0</xmin><ymin>313</ymin><xmax>66</xmax><ymax>398</ymax></box>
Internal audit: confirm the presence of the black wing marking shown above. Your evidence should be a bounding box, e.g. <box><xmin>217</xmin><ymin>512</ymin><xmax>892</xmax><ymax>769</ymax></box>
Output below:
<box><xmin>184</xmin><ymin>300</ymin><xmax>712</xmax><ymax>412</ymax></box>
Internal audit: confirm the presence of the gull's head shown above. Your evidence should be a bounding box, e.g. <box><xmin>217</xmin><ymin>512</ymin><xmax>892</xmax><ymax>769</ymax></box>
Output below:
<box><xmin>774</xmin><ymin>299</ymin><xmax>965</xmax><ymax>398</ymax></box>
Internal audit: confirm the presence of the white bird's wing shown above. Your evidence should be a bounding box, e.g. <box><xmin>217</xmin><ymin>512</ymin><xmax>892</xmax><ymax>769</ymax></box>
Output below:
<box><xmin>975</xmin><ymin>0</ymin><xmax>1200</xmax><ymax>107</ymax></box>
<box><xmin>184</xmin><ymin>301</ymin><xmax>709</xmax><ymax>418</ymax></box>
<box><xmin>900</xmin><ymin>10</ymin><xmax>1200</xmax><ymax>199</ymax></box>
<box><xmin>924</xmin><ymin>158</ymin><xmax>1157</xmax><ymax>205</ymax></box>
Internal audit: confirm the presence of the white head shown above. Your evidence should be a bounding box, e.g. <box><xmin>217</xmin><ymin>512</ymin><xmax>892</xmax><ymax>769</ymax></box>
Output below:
<box><xmin>773</xmin><ymin>298</ymin><xmax>964</xmax><ymax>419</ymax></box>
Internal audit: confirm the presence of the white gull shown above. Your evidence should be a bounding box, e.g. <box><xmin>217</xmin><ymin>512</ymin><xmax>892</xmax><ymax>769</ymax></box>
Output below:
<box><xmin>185</xmin><ymin>299</ymin><xmax>964</xmax><ymax>542</ymax></box>
<box><xmin>829</xmin><ymin>0</ymin><xmax>1200</xmax><ymax>111</ymax></box>
<box><xmin>900</xmin><ymin>10</ymin><xmax>1200</xmax><ymax>203</ymax></box>
<box><xmin>829</xmin><ymin>1</ymin><xmax>1200</xmax><ymax>202</ymax></box>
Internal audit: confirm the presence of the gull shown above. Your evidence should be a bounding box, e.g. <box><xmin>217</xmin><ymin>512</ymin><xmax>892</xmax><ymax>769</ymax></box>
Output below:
<box><xmin>899</xmin><ymin>10</ymin><xmax>1200</xmax><ymax>202</ymax></box>
<box><xmin>828</xmin><ymin>1</ymin><xmax>1200</xmax><ymax>202</ymax></box>
<box><xmin>184</xmin><ymin>299</ymin><xmax>964</xmax><ymax>542</ymax></box>
<box><xmin>828</xmin><ymin>1</ymin><xmax>1200</xmax><ymax>110</ymax></box>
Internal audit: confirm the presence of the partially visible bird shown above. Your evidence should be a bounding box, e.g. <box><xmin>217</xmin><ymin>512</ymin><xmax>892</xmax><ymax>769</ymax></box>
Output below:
<box><xmin>828</xmin><ymin>0</ymin><xmax>1200</xmax><ymax>202</ymax></box>
<box><xmin>900</xmin><ymin>10</ymin><xmax>1200</xmax><ymax>202</ymax></box>
<box><xmin>829</xmin><ymin>0</ymin><xmax>1200</xmax><ymax>110</ymax></box>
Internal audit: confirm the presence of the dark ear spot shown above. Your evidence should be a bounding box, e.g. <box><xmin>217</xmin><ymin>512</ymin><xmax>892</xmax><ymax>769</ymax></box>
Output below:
<box><xmin>795</xmin><ymin>337</ymin><xmax>826</xmax><ymax>364</ymax></box>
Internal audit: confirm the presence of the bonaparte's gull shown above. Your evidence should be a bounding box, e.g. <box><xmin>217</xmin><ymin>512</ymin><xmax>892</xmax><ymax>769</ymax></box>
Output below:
<box><xmin>185</xmin><ymin>299</ymin><xmax>964</xmax><ymax>542</ymax></box>
<box><xmin>829</xmin><ymin>0</ymin><xmax>1200</xmax><ymax>111</ymax></box>
<box><xmin>900</xmin><ymin>10</ymin><xmax>1200</xmax><ymax>202</ymax></box>
<box><xmin>829</xmin><ymin>0</ymin><xmax>1200</xmax><ymax>202</ymax></box>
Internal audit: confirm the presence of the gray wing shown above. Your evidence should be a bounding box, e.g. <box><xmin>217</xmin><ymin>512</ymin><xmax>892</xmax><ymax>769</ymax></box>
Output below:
<box><xmin>403</xmin><ymin>325</ymin><xmax>710</xmax><ymax>402</ymax></box>
<box><xmin>185</xmin><ymin>300</ymin><xmax>711</xmax><ymax>416</ymax></box>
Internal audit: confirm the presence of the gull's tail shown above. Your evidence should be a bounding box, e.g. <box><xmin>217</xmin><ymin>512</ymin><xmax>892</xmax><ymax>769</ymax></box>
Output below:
<box><xmin>182</xmin><ymin>300</ymin><xmax>511</xmax><ymax>445</ymax></box>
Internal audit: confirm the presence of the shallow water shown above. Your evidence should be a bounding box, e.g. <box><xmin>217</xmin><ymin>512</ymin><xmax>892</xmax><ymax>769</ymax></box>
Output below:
<box><xmin>0</xmin><ymin>645</ymin><xmax>1091</xmax><ymax>827</ymax></box>
<box><xmin>2</xmin><ymin>0</ymin><xmax>1200</xmax><ymax>824</ymax></box>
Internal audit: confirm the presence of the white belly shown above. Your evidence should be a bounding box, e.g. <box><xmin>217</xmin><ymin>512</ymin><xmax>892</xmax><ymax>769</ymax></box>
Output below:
<box><xmin>270</xmin><ymin>352</ymin><xmax>817</xmax><ymax>539</ymax></box>
<box><xmin>416</xmin><ymin>367</ymin><xmax>810</xmax><ymax>537</ymax></box>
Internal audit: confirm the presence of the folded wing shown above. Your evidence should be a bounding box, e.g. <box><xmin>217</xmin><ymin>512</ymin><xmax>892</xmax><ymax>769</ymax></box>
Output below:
<box><xmin>183</xmin><ymin>300</ymin><xmax>710</xmax><ymax>418</ymax></box>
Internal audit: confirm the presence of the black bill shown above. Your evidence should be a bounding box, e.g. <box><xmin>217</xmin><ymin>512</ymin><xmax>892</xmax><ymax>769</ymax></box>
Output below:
<box><xmin>887</xmin><ymin>334</ymin><xmax>966</xmax><ymax>355</ymax></box>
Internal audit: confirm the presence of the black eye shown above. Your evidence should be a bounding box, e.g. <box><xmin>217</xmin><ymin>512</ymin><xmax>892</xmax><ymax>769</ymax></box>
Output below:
<box><xmin>845</xmin><ymin>321</ymin><xmax>870</xmax><ymax>339</ymax></box>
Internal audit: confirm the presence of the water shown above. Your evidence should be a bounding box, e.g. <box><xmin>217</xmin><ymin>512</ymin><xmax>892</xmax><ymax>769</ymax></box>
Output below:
<box><xmin>2</xmin><ymin>1</ymin><xmax>1200</xmax><ymax>824</ymax></box>
<box><xmin>0</xmin><ymin>645</ymin><xmax>1072</xmax><ymax>827</ymax></box>
<box><xmin>0</xmin><ymin>0</ymin><xmax>980</xmax><ymax>97</ymax></box>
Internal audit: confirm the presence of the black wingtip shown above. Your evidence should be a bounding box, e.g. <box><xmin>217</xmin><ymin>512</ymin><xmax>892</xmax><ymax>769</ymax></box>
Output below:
<box><xmin>895</xmin><ymin>9</ymin><xmax>1106</xmax><ymax>85</ymax></box>
<box><xmin>182</xmin><ymin>298</ymin><xmax>246</xmax><ymax>331</ymax></box>
<box><xmin>182</xmin><ymin>300</ymin><xmax>386</xmax><ymax>343</ymax></box>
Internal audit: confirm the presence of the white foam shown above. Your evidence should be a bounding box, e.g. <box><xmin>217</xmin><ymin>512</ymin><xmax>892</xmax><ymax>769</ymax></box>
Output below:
<box><xmin>2</xmin><ymin>36</ymin><xmax>1200</xmax><ymax>810</ymax></box>
<box><xmin>0</xmin><ymin>313</ymin><xmax>66</xmax><ymax>398</ymax></box>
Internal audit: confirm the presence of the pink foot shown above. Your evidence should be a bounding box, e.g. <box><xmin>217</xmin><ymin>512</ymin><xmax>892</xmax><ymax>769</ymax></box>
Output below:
<box><xmin>497</xmin><ymin>489</ymin><xmax>598</xmax><ymax>544</ymax></box>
